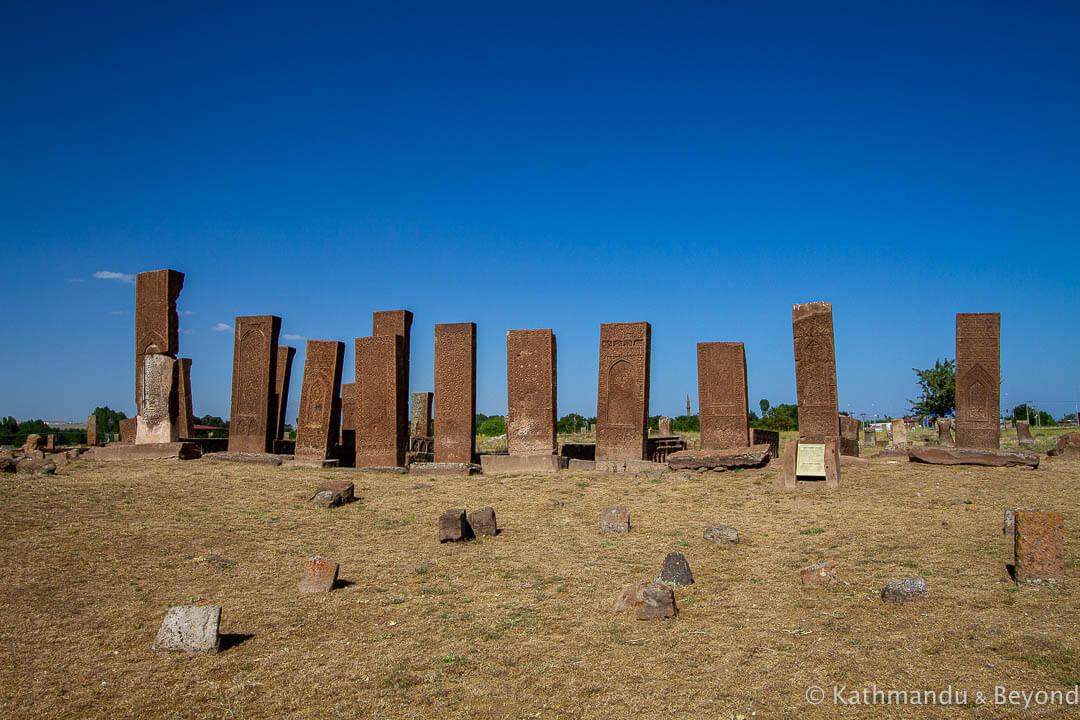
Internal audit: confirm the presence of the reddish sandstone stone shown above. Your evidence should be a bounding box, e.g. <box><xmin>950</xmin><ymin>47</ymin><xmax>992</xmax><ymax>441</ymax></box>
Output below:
<box><xmin>636</xmin><ymin>583</ymin><xmax>677</xmax><ymax>620</ymax></box>
<box><xmin>176</xmin><ymin>358</ymin><xmax>195</xmax><ymax>440</ymax></box>
<box><xmin>438</xmin><ymin>509</ymin><xmax>473</xmax><ymax>542</ymax></box>
<box><xmin>355</xmin><ymin>335</ymin><xmax>408</xmax><ymax>467</ymax></box>
<box><xmin>506</xmin><ymin>329</ymin><xmax>557</xmax><ymax>456</ymax></box>
<box><xmin>936</xmin><ymin>418</ymin><xmax>953</xmax><ymax>446</ymax></box>
<box><xmin>751</xmin><ymin>428</ymin><xmax>780</xmax><ymax>458</ymax></box>
<box><xmin>955</xmin><ymin>313</ymin><xmax>1000</xmax><ymax>449</ymax></box>
<box><xmin>697</xmin><ymin>342</ymin><xmax>749</xmax><ymax>450</ymax></box>
<box><xmin>434</xmin><ymin>323</ymin><xmax>477</xmax><ymax>464</ymax></box>
<box><xmin>316</xmin><ymin>481</ymin><xmax>354</xmax><ymax>503</ymax></box>
<box><xmin>600</xmin><ymin>506</ymin><xmax>630</xmax><ymax>534</ymax></box>
<box><xmin>272</xmin><ymin>346</ymin><xmax>296</xmax><ymax>442</ymax></box>
<box><xmin>891</xmin><ymin>419</ymin><xmax>908</xmax><ymax>446</ymax></box>
<box><xmin>86</xmin><ymin>414</ymin><xmax>99</xmax><ymax>446</ymax></box>
<box><xmin>467</xmin><ymin>506</ymin><xmax>498</xmax><ymax>537</ymax></box>
<box><xmin>228</xmin><ymin>315</ymin><xmax>282</xmax><ymax>454</ymax></box>
<box><xmin>1014</xmin><ymin>511</ymin><xmax>1064</xmax><ymax>585</ymax></box>
<box><xmin>839</xmin><ymin>415</ymin><xmax>860</xmax><ymax>456</ymax></box>
<box><xmin>792</xmin><ymin>302</ymin><xmax>839</xmax><ymax>443</ymax></box>
<box><xmin>596</xmin><ymin>322</ymin><xmax>651</xmax><ymax>461</ymax></box>
<box><xmin>295</xmin><ymin>341</ymin><xmax>345</xmax><ymax>461</ymax></box>
<box><xmin>801</xmin><ymin>560</ymin><xmax>839</xmax><ymax>587</ymax></box>
<box><xmin>119</xmin><ymin>418</ymin><xmax>137</xmax><ymax>444</ymax></box>
<box><xmin>410</xmin><ymin>392</ymin><xmax>433</xmax><ymax>438</ymax></box>
<box><xmin>298</xmin><ymin>556</ymin><xmax>339</xmax><ymax>593</ymax></box>
<box><xmin>134</xmin><ymin>269</ymin><xmax>183</xmax><ymax>413</ymax></box>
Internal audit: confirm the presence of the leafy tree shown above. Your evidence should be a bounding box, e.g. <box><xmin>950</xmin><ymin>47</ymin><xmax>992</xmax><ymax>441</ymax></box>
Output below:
<box><xmin>672</xmin><ymin>415</ymin><xmax>699</xmax><ymax>432</ymax></box>
<box><xmin>759</xmin><ymin>399</ymin><xmax>770</xmax><ymax>415</ymax></box>
<box><xmin>751</xmin><ymin>402</ymin><xmax>798</xmax><ymax>431</ymax></box>
<box><xmin>557</xmin><ymin>413</ymin><xmax>587</xmax><ymax>433</ymax></box>
<box><xmin>1061</xmin><ymin>413</ymin><xmax>1077</xmax><ymax>425</ymax></box>
<box><xmin>1011</xmin><ymin>404</ymin><xmax>1054</xmax><ymax>427</ymax></box>
<box><xmin>477</xmin><ymin>415</ymin><xmax>506</xmax><ymax>437</ymax></box>
<box><xmin>92</xmin><ymin>406</ymin><xmax>127</xmax><ymax>436</ymax></box>
<box><xmin>195</xmin><ymin>414</ymin><xmax>227</xmax><ymax>428</ymax></box>
<box><xmin>910</xmin><ymin>358</ymin><xmax>955</xmax><ymax>419</ymax></box>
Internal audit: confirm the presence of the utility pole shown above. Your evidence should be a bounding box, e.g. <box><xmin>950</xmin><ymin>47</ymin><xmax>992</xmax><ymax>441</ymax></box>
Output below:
<box><xmin>686</xmin><ymin>394</ymin><xmax>691</xmax><ymax>418</ymax></box>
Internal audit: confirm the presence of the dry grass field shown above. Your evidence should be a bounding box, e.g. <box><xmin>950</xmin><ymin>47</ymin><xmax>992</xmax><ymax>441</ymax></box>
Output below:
<box><xmin>2</xmin><ymin>438</ymin><xmax>1080</xmax><ymax>719</ymax></box>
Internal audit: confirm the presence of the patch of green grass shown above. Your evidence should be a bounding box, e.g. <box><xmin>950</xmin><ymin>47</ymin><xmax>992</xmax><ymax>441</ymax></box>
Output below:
<box><xmin>800</xmin><ymin>527</ymin><xmax>825</xmax><ymax>535</ymax></box>
<box><xmin>436</xmin><ymin>653</ymin><xmax>468</xmax><ymax>668</ymax></box>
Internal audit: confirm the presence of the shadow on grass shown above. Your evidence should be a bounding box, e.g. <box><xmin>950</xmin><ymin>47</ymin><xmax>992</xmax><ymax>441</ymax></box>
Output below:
<box><xmin>219</xmin><ymin>633</ymin><xmax>254</xmax><ymax>652</ymax></box>
<box><xmin>332</xmin><ymin>578</ymin><xmax>356</xmax><ymax>590</ymax></box>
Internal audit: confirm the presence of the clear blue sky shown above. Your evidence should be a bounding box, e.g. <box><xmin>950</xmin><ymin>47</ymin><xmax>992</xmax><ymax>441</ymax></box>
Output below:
<box><xmin>2</xmin><ymin>1</ymin><xmax>1078</xmax><ymax>424</ymax></box>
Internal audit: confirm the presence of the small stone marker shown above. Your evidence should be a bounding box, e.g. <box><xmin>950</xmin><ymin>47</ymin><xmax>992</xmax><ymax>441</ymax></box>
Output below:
<box><xmin>863</xmin><ymin>427</ymin><xmax>875</xmax><ymax>445</ymax></box>
<box><xmin>880</xmin><ymin>577</ymin><xmax>928</xmax><ymax>603</ymax></box>
<box><xmin>636</xmin><ymin>583</ymin><xmax>677</xmax><ymax>619</ymax></box>
<box><xmin>936</xmin><ymin>418</ymin><xmax>953</xmax><ymax>446</ymax></box>
<box><xmin>467</xmin><ymin>506</ymin><xmax>498</xmax><ymax>537</ymax></box>
<box><xmin>891</xmin><ymin>419</ymin><xmax>908</xmax><ymax>446</ymax></box>
<box><xmin>310</xmin><ymin>489</ymin><xmax>343</xmax><ymax>508</ymax></box>
<box><xmin>438</xmin><ymin>509</ymin><xmax>473</xmax><ymax>542</ymax></box>
<box><xmin>800</xmin><ymin>560</ymin><xmax>838</xmax><ymax>587</ymax></box>
<box><xmin>1003</xmin><ymin>507</ymin><xmax>1038</xmax><ymax>536</ymax></box>
<box><xmin>613</xmin><ymin>585</ymin><xmax>639</xmax><ymax>612</ymax></box>
<box><xmin>703</xmin><ymin>525</ymin><xmax>739</xmax><ymax>544</ymax></box>
<box><xmin>86</xmin><ymin>414</ymin><xmax>99</xmax><ymax>446</ymax></box>
<box><xmin>658</xmin><ymin>552</ymin><xmax>694</xmax><ymax>586</ymax></box>
<box><xmin>600</xmin><ymin>506</ymin><xmax>630</xmax><ymax>534</ymax></box>
<box><xmin>657</xmin><ymin>416</ymin><xmax>673</xmax><ymax>436</ymax></box>
<box><xmin>152</xmin><ymin>605</ymin><xmax>222</xmax><ymax>654</ymax></box>
<box><xmin>1016</xmin><ymin>421</ymin><xmax>1036</xmax><ymax>449</ymax></box>
<box><xmin>298</xmin><ymin>556</ymin><xmax>339</xmax><ymax>593</ymax></box>
<box><xmin>24</xmin><ymin>434</ymin><xmax>43</xmax><ymax>453</ymax></box>
<box><xmin>316</xmin><ymin>481</ymin><xmax>354</xmax><ymax>504</ymax></box>
<box><xmin>1014</xmin><ymin>510</ymin><xmax>1064</xmax><ymax>584</ymax></box>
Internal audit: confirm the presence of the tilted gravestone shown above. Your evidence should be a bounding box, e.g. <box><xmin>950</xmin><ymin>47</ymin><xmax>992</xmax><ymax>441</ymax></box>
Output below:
<box><xmin>295</xmin><ymin>340</ymin><xmax>345</xmax><ymax>461</ymax></box>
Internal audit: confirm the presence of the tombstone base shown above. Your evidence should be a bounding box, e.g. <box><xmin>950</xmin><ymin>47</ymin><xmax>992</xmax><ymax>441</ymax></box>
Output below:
<box><xmin>409</xmin><ymin>462</ymin><xmax>482</xmax><ymax>476</ymax></box>
<box><xmin>666</xmin><ymin>446</ymin><xmax>771</xmax><ymax>471</ymax></box>
<box><xmin>594</xmin><ymin>458</ymin><xmax>666</xmax><ymax>476</ymax></box>
<box><xmin>87</xmin><ymin>442</ymin><xmax>201</xmax><ymax>461</ymax></box>
<box><xmin>285</xmin><ymin>458</ymin><xmax>340</xmax><ymax>468</ymax></box>
<box><xmin>480</xmin><ymin>454</ymin><xmax>568</xmax><ymax>474</ymax></box>
<box><xmin>776</xmin><ymin>440</ymin><xmax>839</xmax><ymax>490</ymax></box>
<box><xmin>204</xmin><ymin>452</ymin><xmax>284</xmax><ymax>466</ymax></box>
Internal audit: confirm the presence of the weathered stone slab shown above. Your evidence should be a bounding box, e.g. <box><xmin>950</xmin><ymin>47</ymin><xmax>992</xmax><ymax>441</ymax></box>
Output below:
<box><xmin>1004</xmin><ymin>507</ymin><xmax>1038</xmax><ymax>536</ymax></box>
<box><xmin>373</xmin><ymin>309</ymin><xmax>412</xmax><ymax>440</ymax></box>
<box><xmin>410</xmin><ymin>392</ymin><xmax>433</xmax><ymax>438</ymax></box>
<box><xmin>467</xmin><ymin>506</ymin><xmax>498</xmax><ymax>536</ymax></box>
<box><xmin>176</xmin><ymin>358</ymin><xmax>195</xmax><ymax>439</ymax></box>
<box><xmin>295</xmin><ymin>340</ymin><xmax>345</xmax><ymax>461</ymax></box>
<box><xmin>153</xmin><ymin>605</ymin><xmax>221</xmax><ymax>654</ymax></box>
<box><xmin>434</xmin><ymin>323</ymin><xmax>477</xmax><ymax>464</ymax></box>
<box><xmin>315</xmin><ymin>481</ymin><xmax>354</xmax><ymax>503</ymax></box>
<box><xmin>750</xmin><ymin>428</ymin><xmax>779</xmax><ymax>458</ymax></box>
<box><xmin>89</xmin><ymin>441</ymin><xmax>201</xmax><ymax>460</ymax></box>
<box><xmin>119</xmin><ymin>418</ymin><xmax>136</xmax><ymax>444</ymax></box>
<box><xmin>955</xmin><ymin>312</ymin><xmax>1001</xmax><ymax>449</ymax></box>
<box><xmin>891</xmin><ymin>418</ymin><xmax>908</xmax><ymax>446</ymax></box>
<box><xmin>1049</xmin><ymin>432</ymin><xmax>1080</xmax><ymax>458</ymax></box>
<box><xmin>204</xmin><ymin>451</ymin><xmax>282</xmax><ymax>465</ymax></box>
<box><xmin>355</xmin><ymin>335</ymin><xmax>407</xmax><ymax>467</ymax></box>
<box><xmin>667</xmin><ymin>445</ymin><xmax>771</xmax><ymax>471</ymax></box>
<box><xmin>600</xmin><ymin>506</ymin><xmax>630</xmax><ymax>534</ymax></box>
<box><xmin>636</xmin><ymin>583</ymin><xmax>677</xmax><ymax>620</ymax></box>
<box><xmin>704</xmin><ymin>525</ymin><xmax>739</xmax><ymax>544</ymax></box>
<box><xmin>228</xmin><ymin>315</ymin><xmax>282</xmax><ymax>453</ymax></box>
<box><xmin>480</xmin><ymin>454</ymin><xmax>568</xmax><ymax>473</ymax></box>
<box><xmin>1016</xmin><ymin>421</ymin><xmax>1036</xmax><ymax>449</ymax></box>
<box><xmin>792</xmin><ymin>302</ymin><xmax>839</xmax><ymax>443</ymax></box>
<box><xmin>936</xmin><ymin>418</ymin><xmax>954</xmax><ymax>446</ymax></box>
<box><xmin>908</xmin><ymin>446</ymin><xmax>1039</xmax><ymax>468</ymax></box>
<box><xmin>568</xmin><ymin>459</ymin><xmax>596</xmax><ymax>471</ymax></box>
<box><xmin>136</xmin><ymin>355</ymin><xmax>179</xmax><ymax>444</ymax></box>
<box><xmin>863</xmin><ymin>427</ymin><xmax>876</xmax><ymax>445</ymax></box>
<box><xmin>839</xmin><ymin>415</ymin><xmax>860</xmax><ymax>456</ymax></box>
<box><xmin>596</xmin><ymin>322</ymin><xmax>650</xmax><ymax>461</ymax></box>
<box><xmin>438</xmin><ymin>509</ymin><xmax>473</xmax><ymax>542</ymax></box>
<box><xmin>86</xmin><ymin>414</ymin><xmax>99</xmax><ymax>446</ymax></box>
<box><xmin>880</xmin><ymin>577</ymin><xmax>929</xmax><ymax>603</ymax></box>
<box><xmin>657</xmin><ymin>416</ymin><xmax>673</xmax><ymax>436</ymax></box>
<box><xmin>1014</xmin><ymin>511</ymin><xmax>1064</xmax><ymax>584</ymax></box>
<box><xmin>273</xmin><ymin>346</ymin><xmax>296</xmax><ymax>442</ymax></box>
<box><xmin>135</xmin><ymin>269</ymin><xmax>183</xmax><ymax>413</ymax></box>
<box><xmin>594</xmin><ymin>458</ymin><xmax>665</xmax><ymax>475</ymax></box>
<box><xmin>298</xmin><ymin>556</ymin><xmax>339</xmax><ymax>593</ymax></box>
<box><xmin>340</xmin><ymin>382</ymin><xmax>356</xmax><ymax>457</ymax></box>
<box><xmin>409</xmin><ymin>462</ymin><xmax>481</xmax><ymax>476</ymax></box>
<box><xmin>801</xmin><ymin>560</ymin><xmax>839</xmax><ymax>587</ymax></box>
<box><xmin>697</xmin><ymin>342</ymin><xmax>749</xmax><ymax>450</ymax></box>
<box><xmin>506</xmin><ymin>329</ymin><xmax>557</xmax><ymax>456</ymax></box>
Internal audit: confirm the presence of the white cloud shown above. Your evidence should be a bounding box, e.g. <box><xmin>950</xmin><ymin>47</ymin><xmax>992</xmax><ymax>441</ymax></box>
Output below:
<box><xmin>93</xmin><ymin>270</ymin><xmax>135</xmax><ymax>284</ymax></box>
<box><xmin>282</xmin><ymin>333</ymin><xmax>306</xmax><ymax>341</ymax></box>
<box><xmin>213</xmin><ymin>322</ymin><xmax>232</xmax><ymax>332</ymax></box>
<box><xmin>180</xmin><ymin>310</ymin><xmax>195</xmax><ymax>316</ymax></box>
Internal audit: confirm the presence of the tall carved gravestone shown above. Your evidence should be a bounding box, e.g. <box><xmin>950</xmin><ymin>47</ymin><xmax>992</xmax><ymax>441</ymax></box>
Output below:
<box><xmin>295</xmin><ymin>341</ymin><xmax>345</xmax><ymax>461</ymax></box>
<box><xmin>596</xmin><ymin>322</ymin><xmax>650</xmax><ymax>461</ymax></box>
<box><xmin>340</xmin><ymin>382</ymin><xmax>356</xmax><ymax>456</ymax></box>
<box><xmin>134</xmin><ymin>269</ymin><xmax>184</xmax><ymax>415</ymax></box>
<box><xmin>506</xmin><ymin>329</ymin><xmax>557</xmax><ymax>456</ymax></box>
<box><xmin>373</xmin><ymin>310</ymin><xmax>413</xmax><ymax>452</ymax></box>
<box><xmin>273</xmin><ymin>346</ymin><xmax>296</xmax><ymax>441</ymax></box>
<box><xmin>697</xmin><ymin>342</ymin><xmax>749</xmax><ymax>450</ymax></box>
<box><xmin>86</xmin><ymin>414</ymin><xmax>99</xmax><ymax>446</ymax></box>
<box><xmin>355</xmin><ymin>335</ymin><xmax>408</xmax><ymax>467</ymax></box>
<box><xmin>955</xmin><ymin>313</ymin><xmax>1000</xmax><ymax>449</ymax></box>
<box><xmin>411</xmin><ymin>392</ymin><xmax>433</xmax><ymax>437</ymax></box>
<box><xmin>434</xmin><ymin>323</ymin><xmax>477</xmax><ymax>464</ymax></box>
<box><xmin>838</xmin><ymin>415</ymin><xmax>860</xmax><ymax>456</ymax></box>
<box><xmin>176</xmin><ymin>358</ymin><xmax>195</xmax><ymax>439</ymax></box>
<box><xmin>782</xmin><ymin>302</ymin><xmax>840</xmax><ymax>489</ymax></box>
<box><xmin>228</xmin><ymin>315</ymin><xmax>282</xmax><ymax>453</ymax></box>
<box><xmin>136</xmin><ymin>355</ymin><xmax>179</xmax><ymax>444</ymax></box>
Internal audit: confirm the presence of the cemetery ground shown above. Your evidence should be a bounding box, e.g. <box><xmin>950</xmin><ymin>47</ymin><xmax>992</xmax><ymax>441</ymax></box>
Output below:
<box><xmin>2</xmin><ymin>434</ymin><xmax>1079</xmax><ymax>719</ymax></box>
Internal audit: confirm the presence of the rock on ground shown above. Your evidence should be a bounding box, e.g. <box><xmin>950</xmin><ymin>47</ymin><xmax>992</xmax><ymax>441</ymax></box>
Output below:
<box><xmin>880</xmin><ymin>577</ymin><xmax>929</xmax><ymax>603</ymax></box>
<box><xmin>703</xmin><ymin>525</ymin><xmax>739</xmax><ymax>545</ymax></box>
<box><xmin>658</xmin><ymin>552</ymin><xmax>694</xmax><ymax>586</ymax></box>
<box><xmin>666</xmin><ymin>445</ymin><xmax>771</xmax><ymax>471</ymax></box>
<box><xmin>907</xmin><ymin>447</ymin><xmax>1039</xmax><ymax>468</ymax></box>
<box><xmin>152</xmin><ymin>605</ymin><xmax>222</xmax><ymax>654</ymax></box>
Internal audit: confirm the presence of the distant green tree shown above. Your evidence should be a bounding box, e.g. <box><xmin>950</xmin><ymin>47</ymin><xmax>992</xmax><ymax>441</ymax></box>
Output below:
<box><xmin>759</xmin><ymin>399</ymin><xmax>770</xmax><ymax>416</ymax></box>
<box><xmin>909</xmin><ymin>358</ymin><xmax>955</xmax><ymax>419</ymax></box>
<box><xmin>672</xmin><ymin>415</ymin><xmax>699</xmax><ymax>432</ymax></box>
<box><xmin>92</xmin><ymin>406</ymin><xmax>127</xmax><ymax>436</ymax></box>
<box><xmin>557</xmin><ymin>413</ymin><xmax>587</xmax><ymax>433</ymax></box>
<box><xmin>1011</xmin><ymin>404</ymin><xmax>1055</xmax><ymax>427</ymax></box>
<box><xmin>195</xmin><ymin>414</ymin><xmax>227</xmax><ymax>428</ymax></box>
<box><xmin>1061</xmin><ymin>413</ymin><xmax>1077</xmax><ymax>425</ymax></box>
<box><xmin>751</xmin><ymin>402</ymin><xmax>798</xmax><ymax>431</ymax></box>
<box><xmin>478</xmin><ymin>415</ymin><xmax>506</xmax><ymax>437</ymax></box>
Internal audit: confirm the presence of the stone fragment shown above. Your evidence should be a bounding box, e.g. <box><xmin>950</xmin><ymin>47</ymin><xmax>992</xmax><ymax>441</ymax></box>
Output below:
<box><xmin>480</xmin><ymin>454</ymin><xmax>568</xmax><ymax>473</ymax></box>
<box><xmin>1004</xmin><ymin>507</ymin><xmax>1038</xmax><ymax>536</ymax></box>
<box><xmin>295</xmin><ymin>340</ymin><xmax>345</xmax><ymax>461</ymax></box>
<box><xmin>310</xmin><ymin>490</ymin><xmax>343</xmax><ymax>508</ymax></box>
<box><xmin>636</xmin><ymin>583</ymin><xmax>677</xmax><ymax>620</ymax></box>
<box><xmin>24</xmin><ymin>434</ymin><xmax>43</xmax><ymax>453</ymax></box>
<box><xmin>792</xmin><ymin>302</ymin><xmax>839</xmax><ymax>443</ymax></box>
<box><xmin>863</xmin><ymin>427</ymin><xmax>876</xmax><ymax>445</ymax></box>
<box><xmin>438</xmin><ymin>509</ymin><xmax>473</xmax><ymax>542</ymax></box>
<box><xmin>176</xmin><ymin>358</ymin><xmax>195</xmax><ymax>440</ymax></box>
<box><xmin>666</xmin><ymin>445</ymin><xmax>770</xmax><ymax>471</ymax></box>
<box><xmin>839</xmin><ymin>415</ymin><xmax>859</xmax><ymax>456</ymax></box>
<box><xmin>1049</xmin><ymin>432</ymin><xmax>1080</xmax><ymax>458</ymax></box>
<box><xmin>119</xmin><ymin>418</ymin><xmax>136</xmax><ymax>444</ymax></box>
<box><xmin>908</xmin><ymin>446</ymin><xmax>1039</xmax><ymax>468</ymax></box>
<box><xmin>152</xmin><ymin>605</ymin><xmax>221</xmax><ymax>654</ymax></box>
<box><xmin>16</xmin><ymin>458</ymin><xmax>56</xmax><ymax>475</ymax></box>
<box><xmin>750</xmin><ymin>428</ymin><xmax>780</xmax><ymax>458</ymax></box>
<box><xmin>410</xmin><ymin>391</ymin><xmax>433</xmax><ymax>438</ymax></box>
<box><xmin>135</xmin><ymin>269</ymin><xmax>183</xmax><ymax>413</ymax></box>
<box><xmin>506</xmin><ymin>329</ymin><xmax>557</xmax><ymax>456</ymax></box>
<box><xmin>1014</xmin><ymin>511</ymin><xmax>1064</xmax><ymax>584</ymax></box>
<box><xmin>955</xmin><ymin>313</ymin><xmax>1001</xmax><ymax>449</ymax></box>
<box><xmin>657</xmin><ymin>552</ymin><xmax>694</xmax><ymax>586</ymax></box>
<box><xmin>657</xmin><ymin>416</ymin><xmax>673</xmax><ymax>436</ymax></box>
<box><xmin>89</xmin><ymin>443</ymin><xmax>201</xmax><ymax>460</ymax></box>
<box><xmin>136</xmin><ymin>354</ymin><xmax>179</xmax><ymax>444</ymax></box>
<box><xmin>891</xmin><ymin>419</ymin><xmax>908</xmax><ymax>446</ymax></box>
<box><xmin>316</xmin><ymin>481</ymin><xmax>354</xmax><ymax>504</ymax></box>
<box><xmin>600</xmin><ymin>506</ymin><xmax>630</xmax><ymax>534</ymax></box>
<box><xmin>800</xmin><ymin>560</ymin><xmax>839</xmax><ymax>587</ymax></box>
<box><xmin>272</xmin><ymin>346</ymin><xmax>296</xmax><ymax>442</ymax></box>
<box><xmin>228</xmin><ymin>315</ymin><xmax>282</xmax><ymax>453</ymax></box>
<box><xmin>1014</xmin><ymin>421</ymin><xmax>1036</xmax><ymax>449</ymax></box>
<box><xmin>0</xmin><ymin>457</ymin><xmax>14</xmax><ymax>473</ymax></box>
<box><xmin>45</xmin><ymin>434</ymin><xmax>55</xmax><ymax>450</ymax></box>
<box><xmin>596</xmin><ymin>322</ymin><xmax>651</xmax><ymax>461</ymax></box>
<box><xmin>936</xmin><ymin>418</ymin><xmax>953</xmax><ymax>446</ymax></box>
<box><xmin>612</xmin><ymin>585</ymin><xmax>640</xmax><ymax>613</ymax></box>
<box><xmin>697</xmin><ymin>342</ymin><xmax>749</xmax><ymax>450</ymax></box>
<box><xmin>467</xmin><ymin>506</ymin><xmax>498</xmax><ymax>537</ymax></box>
<box><xmin>298</xmin><ymin>556</ymin><xmax>339</xmax><ymax>593</ymax></box>
<box><xmin>703</xmin><ymin>525</ymin><xmax>739</xmax><ymax>544</ymax></box>
<box><xmin>880</xmin><ymin>577</ymin><xmax>929</xmax><ymax>603</ymax></box>
<box><xmin>434</xmin><ymin>323</ymin><xmax>477</xmax><ymax>464</ymax></box>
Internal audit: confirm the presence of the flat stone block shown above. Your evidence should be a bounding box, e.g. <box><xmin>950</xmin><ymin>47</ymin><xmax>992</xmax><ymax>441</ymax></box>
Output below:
<box><xmin>880</xmin><ymin>577</ymin><xmax>929</xmax><ymax>603</ymax></box>
<box><xmin>410</xmin><ymin>462</ymin><xmax>481</xmax><ymax>476</ymax></box>
<box><xmin>204</xmin><ymin>451</ymin><xmax>282</xmax><ymax>466</ymax></box>
<box><xmin>703</xmin><ymin>525</ymin><xmax>739</xmax><ymax>545</ymax></box>
<box><xmin>88</xmin><ymin>442</ymin><xmax>201</xmax><ymax>461</ymax></box>
<box><xmin>667</xmin><ymin>445</ymin><xmax>770</xmax><ymax>471</ymax></box>
<box><xmin>908</xmin><ymin>446</ymin><xmax>1039</xmax><ymax>468</ymax></box>
<box><xmin>298</xmin><ymin>556</ymin><xmax>339</xmax><ymax>593</ymax></box>
<box><xmin>438</xmin><ymin>509</ymin><xmax>473</xmax><ymax>542</ymax></box>
<box><xmin>1015</xmin><ymin>511</ymin><xmax>1064</xmax><ymax>584</ymax></box>
<box><xmin>636</xmin><ymin>583</ymin><xmax>677</xmax><ymax>620</ymax></box>
<box><xmin>480</xmin><ymin>454</ymin><xmax>567</xmax><ymax>473</ymax></box>
<box><xmin>568</xmin><ymin>459</ymin><xmax>596</xmax><ymax>471</ymax></box>
<box><xmin>315</xmin><ymin>481</ymin><xmax>354</xmax><ymax>503</ymax></box>
<box><xmin>467</xmin><ymin>506</ymin><xmax>498</xmax><ymax>536</ymax></box>
<box><xmin>152</xmin><ymin>605</ymin><xmax>221</xmax><ymax>654</ymax></box>
<box><xmin>600</xmin><ymin>506</ymin><xmax>630</xmax><ymax>534</ymax></box>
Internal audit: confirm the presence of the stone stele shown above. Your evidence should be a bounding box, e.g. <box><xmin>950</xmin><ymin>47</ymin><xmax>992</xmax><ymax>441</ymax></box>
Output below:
<box><xmin>596</xmin><ymin>322</ymin><xmax>651</xmax><ymax>461</ymax></box>
<box><xmin>792</xmin><ymin>302</ymin><xmax>839</xmax><ymax>443</ymax></box>
<box><xmin>506</xmin><ymin>329</ymin><xmax>557</xmax><ymax>456</ymax></box>
<box><xmin>136</xmin><ymin>354</ymin><xmax>179</xmax><ymax>444</ymax></box>
<box><xmin>410</xmin><ymin>391</ymin><xmax>433</xmax><ymax>438</ymax></box>
<box><xmin>273</xmin><ymin>346</ymin><xmax>296</xmax><ymax>442</ymax></box>
<box><xmin>355</xmin><ymin>334</ymin><xmax>408</xmax><ymax>467</ymax></box>
<box><xmin>134</xmin><ymin>269</ymin><xmax>183</xmax><ymax>415</ymax></box>
<box><xmin>295</xmin><ymin>340</ymin><xmax>345</xmax><ymax>461</ymax></box>
<box><xmin>955</xmin><ymin>312</ymin><xmax>1000</xmax><ymax>449</ymax></box>
<box><xmin>434</xmin><ymin>323</ymin><xmax>477</xmax><ymax>464</ymax></box>
<box><xmin>176</xmin><ymin>357</ymin><xmax>194</xmax><ymax>440</ymax></box>
<box><xmin>228</xmin><ymin>315</ymin><xmax>281</xmax><ymax>453</ymax></box>
<box><xmin>697</xmin><ymin>341</ymin><xmax>749</xmax><ymax>450</ymax></box>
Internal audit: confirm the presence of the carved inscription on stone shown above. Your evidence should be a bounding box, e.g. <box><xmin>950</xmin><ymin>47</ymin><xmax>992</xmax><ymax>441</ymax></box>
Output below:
<box><xmin>507</xmin><ymin>329</ymin><xmax>557</xmax><ymax>456</ymax></box>
<box><xmin>295</xmin><ymin>341</ymin><xmax>344</xmax><ymax>460</ymax></box>
<box><xmin>228</xmin><ymin>315</ymin><xmax>281</xmax><ymax>453</ymax></box>
<box><xmin>955</xmin><ymin>312</ymin><xmax>1000</xmax><ymax>449</ymax></box>
<box><xmin>176</xmin><ymin>358</ymin><xmax>194</xmax><ymax>439</ymax></box>
<box><xmin>134</xmin><ymin>269</ymin><xmax>184</xmax><ymax>412</ymax></box>
<box><xmin>355</xmin><ymin>335</ymin><xmax>407</xmax><ymax>467</ymax></box>
<box><xmin>340</xmin><ymin>382</ymin><xmax>356</xmax><ymax>455</ymax></box>
<box><xmin>697</xmin><ymin>342</ymin><xmax>749</xmax><ymax>450</ymax></box>
<box><xmin>434</xmin><ymin>323</ymin><xmax>477</xmax><ymax>464</ymax></box>
<box><xmin>273</xmin><ymin>346</ymin><xmax>296</xmax><ymax>442</ymax></box>
<box><xmin>792</xmin><ymin>302</ymin><xmax>839</xmax><ymax>443</ymax></box>
<box><xmin>596</xmin><ymin>322</ymin><xmax>650</xmax><ymax>461</ymax></box>
<box><xmin>373</xmin><ymin>310</ymin><xmax>413</xmax><ymax>446</ymax></box>
<box><xmin>136</xmin><ymin>354</ymin><xmax>179</xmax><ymax>444</ymax></box>
<box><xmin>410</xmin><ymin>392</ymin><xmax>433</xmax><ymax>438</ymax></box>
